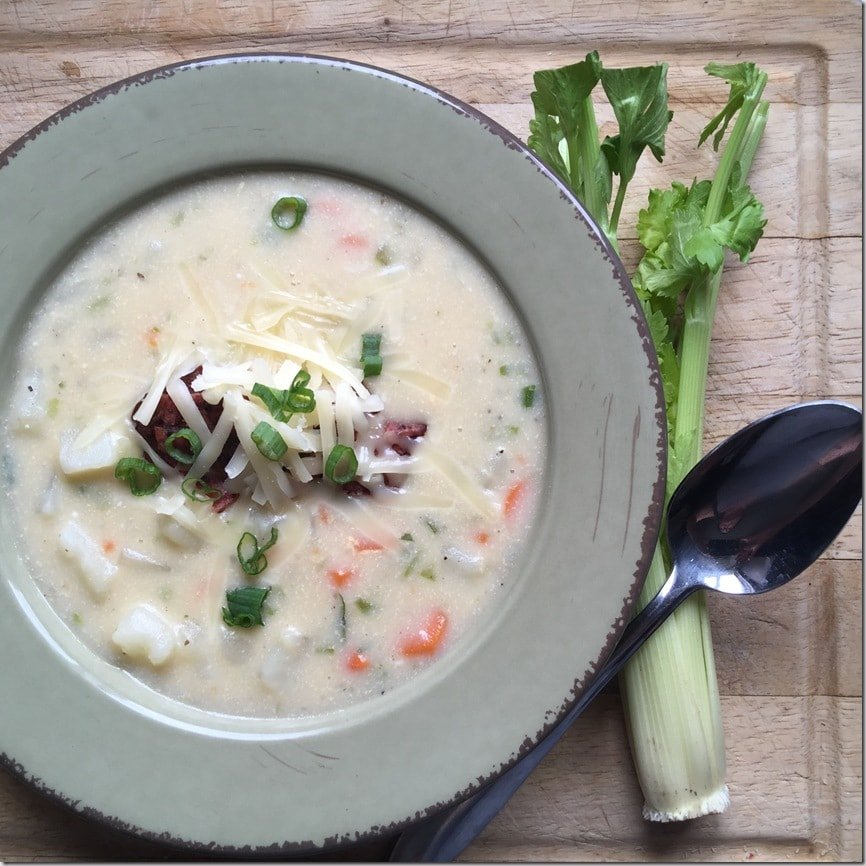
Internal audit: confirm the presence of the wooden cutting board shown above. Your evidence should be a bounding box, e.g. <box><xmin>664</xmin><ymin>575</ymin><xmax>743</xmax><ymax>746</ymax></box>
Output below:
<box><xmin>0</xmin><ymin>1</ymin><xmax>860</xmax><ymax>860</ymax></box>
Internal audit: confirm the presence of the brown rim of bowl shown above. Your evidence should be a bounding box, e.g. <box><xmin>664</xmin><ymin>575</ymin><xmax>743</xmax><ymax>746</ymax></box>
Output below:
<box><xmin>0</xmin><ymin>51</ymin><xmax>667</xmax><ymax>857</ymax></box>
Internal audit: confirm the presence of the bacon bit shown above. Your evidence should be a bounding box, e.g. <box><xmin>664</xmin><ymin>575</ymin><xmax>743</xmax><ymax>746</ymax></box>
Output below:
<box><xmin>474</xmin><ymin>531</ymin><xmax>490</xmax><ymax>546</ymax></box>
<box><xmin>328</xmin><ymin>567</ymin><xmax>354</xmax><ymax>589</ymax></box>
<box><xmin>400</xmin><ymin>609</ymin><xmax>449</xmax><ymax>657</ymax></box>
<box><xmin>384</xmin><ymin>420</ymin><xmax>428</xmax><ymax>440</ymax></box>
<box><xmin>503</xmin><ymin>480</ymin><xmax>527</xmax><ymax>519</ymax></box>
<box><xmin>339</xmin><ymin>233</ymin><xmax>369</xmax><ymax>250</ymax></box>
<box><xmin>353</xmin><ymin>537</ymin><xmax>384</xmax><ymax>553</ymax></box>
<box><xmin>101</xmin><ymin>540</ymin><xmax>117</xmax><ymax>555</ymax></box>
<box><xmin>342</xmin><ymin>480</ymin><xmax>371</xmax><ymax>497</ymax></box>
<box><xmin>212</xmin><ymin>491</ymin><xmax>239</xmax><ymax>514</ymax></box>
<box><xmin>317</xmin><ymin>504</ymin><xmax>332</xmax><ymax>525</ymax></box>
<box><xmin>132</xmin><ymin>366</ymin><xmax>238</xmax><ymax>484</ymax></box>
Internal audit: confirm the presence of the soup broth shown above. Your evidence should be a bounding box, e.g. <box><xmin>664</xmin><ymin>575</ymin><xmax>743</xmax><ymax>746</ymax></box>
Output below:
<box><xmin>2</xmin><ymin>173</ymin><xmax>544</xmax><ymax>717</ymax></box>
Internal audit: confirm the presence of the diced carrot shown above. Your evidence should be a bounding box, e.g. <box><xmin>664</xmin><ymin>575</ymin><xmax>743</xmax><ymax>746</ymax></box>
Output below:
<box><xmin>474</xmin><ymin>531</ymin><xmax>490</xmax><ymax>546</ymax></box>
<box><xmin>317</xmin><ymin>504</ymin><xmax>332</xmax><ymax>525</ymax></box>
<box><xmin>339</xmin><ymin>233</ymin><xmax>369</xmax><ymax>250</ymax></box>
<box><xmin>101</xmin><ymin>539</ymin><xmax>117</xmax><ymax>554</ymax></box>
<box><xmin>345</xmin><ymin>649</ymin><xmax>370</xmax><ymax>672</ymax></box>
<box><xmin>503</xmin><ymin>479</ymin><xmax>527</xmax><ymax>518</ymax></box>
<box><xmin>328</xmin><ymin>567</ymin><xmax>354</xmax><ymax>589</ymax></box>
<box><xmin>317</xmin><ymin>198</ymin><xmax>342</xmax><ymax>216</ymax></box>
<box><xmin>353</xmin><ymin>536</ymin><xmax>384</xmax><ymax>553</ymax></box>
<box><xmin>400</xmin><ymin>609</ymin><xmax>449</xmax><ymax>657</ymax></box>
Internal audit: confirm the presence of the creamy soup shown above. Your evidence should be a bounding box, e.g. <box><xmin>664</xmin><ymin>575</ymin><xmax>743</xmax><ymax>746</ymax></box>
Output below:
<box><xmin>2</xmin><ymin>173</ymin><xmax>544</xmax><ymax>717</ymax></box>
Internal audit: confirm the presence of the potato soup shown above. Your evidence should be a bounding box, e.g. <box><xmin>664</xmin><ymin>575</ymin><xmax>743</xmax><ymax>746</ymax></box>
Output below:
<box><xmin>1</xmin><ymin>173</ymin><xmax>545</xmax><ymax>717</ymax></box>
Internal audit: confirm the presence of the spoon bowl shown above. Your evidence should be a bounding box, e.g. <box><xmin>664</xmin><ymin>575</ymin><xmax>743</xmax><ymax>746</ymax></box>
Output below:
<box><xmin>391</xmin><ymin>400</ymin><xmax>863</xmax><ymax>862</ymax></box>
<box><xmin>668</xmin><ymin>400</ymin><xmax>862</xmax><ymax>596</ymax></box>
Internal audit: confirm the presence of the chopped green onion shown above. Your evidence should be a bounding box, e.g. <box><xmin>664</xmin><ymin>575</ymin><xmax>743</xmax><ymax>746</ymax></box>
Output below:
<box><xmin>400</xmin><ymin>532</ymin><xmax>414</xmax><ymax>542</ymax></box>
<box><xmin>336</xmin><ymin>593</ymin><xmax>347</xmax><ymax>643</ymax></box>
<box><xmin>522</xmin><ymin>385</ymin><xmax>537</xmax><ymax>408</ymax></box>
<box><xmin>375</xmin><ymin>244</ymin><xmax>393</xmax><ymax>266</ymax></box>
<box><xmin>237</xmin><ymin>527</ymin><xmax>279</xmax><ymax>576</ymax></box>
<box><xmin>252</xmin><ymin>373</ymin><xmax>315</xmax><ymax>422</ymax></box>
<box><xmin>252</xmin><ymin>382</ymin><xmax>291</xmax><ymax>421</ymax></box>
<box><xmin>164</xmin><ymin>428</ymin><xmax>202</xmax><ymax>465</ymax></box>
<box><xmin>285</xmin><ymin>387</ymin><xmax>315</xmax><ymax>413</ymax></box>
<box><xmin>499</xmin><ymin>365</ymin><xmax>509</xmax><ymax>376</ymax></box>
<box><xmin>423</xmin><ymin>517</ymin><xmax>441</xmax><ymax>534</ymax></box>
<box><xmin>222</xmin><ymin>585</ymin><xmax>271</xmax><ymax>628</ymax></box>
<box><xmin>355</xmin><ymin>598</ymin><xmax>374</xmax><ymax>613</ymax></box>
<box><xmin>291</xmin><ymin>370</ymin><xmax>311</xmax><ymax>389</ymax></box>
<box><xmin>403</xmin><ymin>550</ymin><xmax>421</xmax><ymax>577</ymax></box>
<box><xmin>420</xmin><ymin>567</ymin><xmax>436</xmax><ymax>581</ymax></box>
<box><xmin>324</xmin><ymin>444</ymin><xmax>358</xmax><ymax>484</ymax></box>
<box><xmin>271</xmin><ymin>196</ymin><xmax>307</xmax><ymax>231</ymax></box>
<box><xmin>115</xmin><ymin>457</ymin><xmax>162</xmax><ymax>496</ymax></box>
<box><xmin>251</xmin><ymin>421</ymin><xmax>288</xmax><ymax>461</ymax></box>
<box><xmin>181</xmin><ymin>477</ymin><xmax>221</xmax><ymax>502</ymax></box>
<box><xmin>360</xmin><ymin>332</ymin><xmax>383</xmax><ymax>378</ymax></box>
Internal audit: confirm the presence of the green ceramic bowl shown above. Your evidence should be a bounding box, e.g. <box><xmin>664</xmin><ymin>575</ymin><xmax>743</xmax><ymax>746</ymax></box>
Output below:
<box><xmin>0</xmin><ymin>54</ymin><xmax>664</xmax><ymax>854</ymax></box>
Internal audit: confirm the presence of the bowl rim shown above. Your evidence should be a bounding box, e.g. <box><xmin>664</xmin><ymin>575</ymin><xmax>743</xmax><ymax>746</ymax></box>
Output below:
<box><xmin>0</xmin><ymin>50</ymin><xmax>667</xmax><ymax>855</ymax></box>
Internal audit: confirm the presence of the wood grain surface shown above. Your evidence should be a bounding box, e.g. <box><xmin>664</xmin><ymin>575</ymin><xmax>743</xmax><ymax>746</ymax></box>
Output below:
<box><xmin>0</xmin><ymin>0</ymin><xmax>861</xmax><ymax>861</ymax></box>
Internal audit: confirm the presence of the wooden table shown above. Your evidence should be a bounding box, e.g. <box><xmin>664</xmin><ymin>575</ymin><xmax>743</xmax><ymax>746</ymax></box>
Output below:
<box><xmin>0</xmin><ymin>1</ymin><xmax>861</xmax><ymax>861</ymax></box>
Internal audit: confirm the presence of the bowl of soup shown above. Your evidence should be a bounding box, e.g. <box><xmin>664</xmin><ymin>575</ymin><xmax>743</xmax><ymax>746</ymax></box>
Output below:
<box><xmin>0</xmin><ymin>54</ymin><xmax>664</xmax><ymax>854</ymax></box>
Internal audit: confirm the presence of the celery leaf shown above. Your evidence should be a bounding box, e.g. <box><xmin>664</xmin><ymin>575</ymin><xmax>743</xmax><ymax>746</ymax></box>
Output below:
<box><xmin>599</xmin><ymin>64</ymin><xmax>673</xmax><ymax>189</ymax></box>
<box><xmin>528</xmin><ymin>52</ymin><xmax>611</xmax><ymax>230</ymax></box>
<box><xmin>699</xmin><ymin>62</ymin><xmax>764</xmax><ymax>150</ymax></box>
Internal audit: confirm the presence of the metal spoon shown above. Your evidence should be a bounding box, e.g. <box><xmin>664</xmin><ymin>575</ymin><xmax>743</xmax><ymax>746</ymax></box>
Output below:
<box><xmin>390</xmin><ymin>400</ymin><xmax>863</xmax><ymax>862</ymax></box>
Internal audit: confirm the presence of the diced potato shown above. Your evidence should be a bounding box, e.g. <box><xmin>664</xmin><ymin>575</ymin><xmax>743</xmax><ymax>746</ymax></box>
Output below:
<box><xmin>59</xmin><ymin>429</ymin><xmax>128</xmax><ymax>478</ymax></box>
<box><xmin>58</xmin><ymin>520</ymin><xmax>117</xmax><ymax>597</ymax></box>
<box><xmin>156</xmin><ymin>512</ymin><xmax>202</xmax><ymax>550</ymax></box>
<box><xmin>112</xmin><ymin>604</ymin><xmax>179</xmax><ymax>666</ymax></box>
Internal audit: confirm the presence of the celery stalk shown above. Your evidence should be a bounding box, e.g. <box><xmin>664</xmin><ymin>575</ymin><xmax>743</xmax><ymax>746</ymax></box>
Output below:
<box><xmin>529</xmin><ymin>56</ymin><xmax>769</xmax><ymax>821</ymax></box>
<box><xmin>620</xmin><ymin>84</ymin><xmax>769</xmax><ymax>821</ymax></box>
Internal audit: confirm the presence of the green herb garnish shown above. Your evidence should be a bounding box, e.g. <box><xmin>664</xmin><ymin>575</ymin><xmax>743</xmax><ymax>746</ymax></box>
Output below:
<box><xmin>164</xmin><ymin>428</ymin><xmax>202</xmax><ymax>465</ymax></box>
<box><xmin>236</xmin><ymin>526</ymin><xmax>279</xmax><ymax>576</ymax></box>
<box><xmin>181</xmin><ymin>477</ymin><xmax>221</xmax><ymax>502</ymax></box>
<box><xmin>115</xmin><ymin>457</ymin><xmax>162</xmax><ymax>496</ymax></box>
<box><xmin>336</xmin><ymin>593</ymin><xmax>347</xmax><ymax>643</ymax></box>
<box><xmin>360</xmin><ymin>332</ymin><xmax>383</xmax><ymax>378</ymax></box>
<box><xmin>271</xmin><ymin>196</ymin><xmax>307</xmax><ymax>231</ymax></box>
<box><xmin>521</xmin><ymin>385</ymin><xmax>537</xmax><ymax>408</ymax></box>
<box><xmin>222</xmin><ymin>585</ymin><xmax>271</xmax><ymax>628</ymax></box>
<box><xmin>375</xmin><ymin>244</ymin><xmax>393</xmax><ymax>266</ymax></box>
<box><xmin>355</xmin><ymin>598</ymin><xmax>374</xmax><ymax>613</ymax></box>
<box><xmin>324</xmin><ymin>444</ymin><xmax>358</xmax><ymax>484</ymax></box>
<box><xmin>252</xmin><ymin>370</ymin><xmax>316</xmax><ymax>422</ymax></box>
<box><xmin>251</xmin><ymin>421</ymin><xmax>288</xmax><ymax>461</ymax></box>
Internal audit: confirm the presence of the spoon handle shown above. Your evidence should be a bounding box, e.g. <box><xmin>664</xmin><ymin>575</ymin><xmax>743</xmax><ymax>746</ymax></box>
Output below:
<box><xmin>389</xmin><ymin>568</ymin><xmax>692</xmax><ymax>862</ymax></box>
